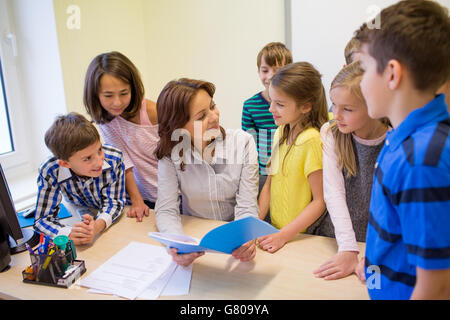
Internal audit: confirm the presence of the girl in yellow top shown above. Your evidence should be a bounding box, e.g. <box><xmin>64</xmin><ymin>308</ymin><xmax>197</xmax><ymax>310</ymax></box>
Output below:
<box><xmin>258</xmin><ymin>62</ymin><xmax>328</xmax><ymax>253</ymax></box>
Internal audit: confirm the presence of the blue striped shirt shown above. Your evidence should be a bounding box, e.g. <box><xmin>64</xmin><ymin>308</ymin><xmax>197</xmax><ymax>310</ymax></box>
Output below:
<box><xmin>242</xmin><ymin>92</ymin><xmax>277</xmax><ymax>175</ymax></box>
<box><xmin>365</xmin><ymin>94</ymin><xmax>450</xmax><ymax>299</ymax></box>
<box><xmin>34</xmin><ymin>145</ymin><xmax>128</xmax><ymax>238</ymax></box>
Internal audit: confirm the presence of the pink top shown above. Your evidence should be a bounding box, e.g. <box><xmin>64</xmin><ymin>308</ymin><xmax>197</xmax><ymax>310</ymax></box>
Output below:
<box><xmin>321</xmin><ymin>122</ymin><xmax>386</xmax><ymax>252</ymax></box>
<box><xmin>99</xmin><ymin>100</ymin><xmax>159</xmax><ymax>202</ymax></box>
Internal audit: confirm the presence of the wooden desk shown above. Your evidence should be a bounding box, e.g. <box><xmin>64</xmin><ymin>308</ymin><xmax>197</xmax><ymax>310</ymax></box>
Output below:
<box><xmin>0</xmin><ymin>213</ymin><xmax>369</xmax><ymax>300</ymax></box>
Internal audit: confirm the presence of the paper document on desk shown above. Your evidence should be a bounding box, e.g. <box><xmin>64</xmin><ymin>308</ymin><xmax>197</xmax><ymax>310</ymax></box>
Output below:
<box><xmin>79</xmin><ymin>241</ymin><xmax>172</xmax><ymax>300</ymax></box>
<box><xmin>149</xmin><ymin>216</ymin><xmax>279</xmax><ymax>254</ymax></box>
<box><xmin>138</xmin><ymin>263</ymin><xmax>192</xmax><ymax>299</ymax></box>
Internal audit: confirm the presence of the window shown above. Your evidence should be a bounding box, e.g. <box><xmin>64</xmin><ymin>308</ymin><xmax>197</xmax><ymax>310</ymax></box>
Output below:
<box><xmin>0</xmin><ymin>0</ymin><xmax>33</xmax><ymax>177</ymax></box>
<box><xmin>0</xmin><ymin>57</ymin><xmax>14</xmax><ymax>155</ymax></box>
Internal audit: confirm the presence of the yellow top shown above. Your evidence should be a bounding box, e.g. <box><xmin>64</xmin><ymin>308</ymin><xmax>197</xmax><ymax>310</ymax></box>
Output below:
<box><xmin>269</xmin><ymin>126</ymin><xmax>323</xmax><ymax>230</ymax></box>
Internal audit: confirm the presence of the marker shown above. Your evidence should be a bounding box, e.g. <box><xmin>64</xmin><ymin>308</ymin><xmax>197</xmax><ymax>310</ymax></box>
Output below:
<box><xmin>25</xmin><ymin>243</ymin><xmax>39</xmax><ymax>278</ymax></box>
<box><xmin>42</xmin><ymin>248</ymin><xmax>55</xmax><ymax>270</ymax></box>
<box><xmin>25</xmin><ymin>243</ymin><xmax>34</xmax><ymax>255</ymax></box>
<box><xmin>43</xmin><ymin>235</ymin><xmax>50</xmax><ymax>254</ymax></box>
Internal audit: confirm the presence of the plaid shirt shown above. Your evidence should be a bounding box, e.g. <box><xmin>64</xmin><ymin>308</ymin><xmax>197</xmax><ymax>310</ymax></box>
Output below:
<box><xmin>34</xmin><ymin>145</ymin><xmax>128</xmax><ymax>238</ymax></box>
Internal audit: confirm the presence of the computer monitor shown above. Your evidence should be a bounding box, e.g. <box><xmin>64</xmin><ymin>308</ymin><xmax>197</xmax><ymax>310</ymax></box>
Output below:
<box><xmin>0</xmin><ymin>163</ymin><xmax>40</xmax><ymax>254</ymax></box>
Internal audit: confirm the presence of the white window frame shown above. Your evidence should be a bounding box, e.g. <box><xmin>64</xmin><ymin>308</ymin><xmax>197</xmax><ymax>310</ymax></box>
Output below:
<box><xmin>0</xmin><ymin>0</ymin><xmax>33</xmax><ymax>178</ymax></box>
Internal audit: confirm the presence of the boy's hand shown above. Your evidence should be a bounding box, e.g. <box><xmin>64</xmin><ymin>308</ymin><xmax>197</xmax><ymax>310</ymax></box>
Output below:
<box><xmin>257</xmin><ymin>232</ymin><xmax>287</xmax><ymax>253</ymax></box>
<box><xmin>69</xmin><ymin>214</ymin><xmax>95</xmax><ymax>245</ymax></box>
<box><xmin>128</xmin><ymin>199</ymin><xmax>150</xmax><ymax>222</ymax></box>
<box><xmin>168</xmin><ymin>248</ymin><xmax>204</xmax><ymax>267</ymax></box>
<box><xmin>232</xmin><ymin>240</ymin><xmax>256</xmax><ymax>262</ymax></box>
<box><xmin>313</xmin><ymin>251</ymin><xmax>359</xmax><ymax>280</ymax></box>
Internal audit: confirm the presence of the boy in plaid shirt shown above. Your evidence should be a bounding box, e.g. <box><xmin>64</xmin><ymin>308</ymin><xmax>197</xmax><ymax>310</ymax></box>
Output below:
<box><xmin>34</xmin><ymin>113</ymin><xmax>128</xmax><ymax>245</ymax></box>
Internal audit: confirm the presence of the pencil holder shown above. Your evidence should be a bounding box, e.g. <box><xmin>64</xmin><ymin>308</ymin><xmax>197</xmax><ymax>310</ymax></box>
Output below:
<box><xmin>22</xmin><ymin>242</ymin><xmax>86</xmax><ymax>288</ymax></box>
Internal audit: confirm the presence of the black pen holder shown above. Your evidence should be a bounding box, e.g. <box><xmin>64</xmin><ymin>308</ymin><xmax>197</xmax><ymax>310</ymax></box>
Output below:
<box><xmin>22</xmin><ymin>243</ymin><xmax>86</xmax><ymax>288</ymax></box>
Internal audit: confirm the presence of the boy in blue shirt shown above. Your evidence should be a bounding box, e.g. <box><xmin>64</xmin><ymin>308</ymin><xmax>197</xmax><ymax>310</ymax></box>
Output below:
<box><xmin>355</xmin><ymin>0</ymin><xmax>450</xmax><ymax>299</ymax></box>
<box><xmin>34</xmin><ymin>113</ymin><xmax>128</xmax><ymax>245</ymax></box>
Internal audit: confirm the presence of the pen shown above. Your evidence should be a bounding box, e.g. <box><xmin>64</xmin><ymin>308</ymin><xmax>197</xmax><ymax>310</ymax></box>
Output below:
<box><xmin>43</xmin><ymin>235</ymin><xmax>50</xmax><ymax>254</ymax></box>
<box><xmin>38</xmin><ymin>233</ymin><xmax>44</xmax><ymax>254</ymax></box>
<box><xmin>25</xmin><ymin>243</ymin><xmax>34</xmax><ymax>255</ymax></box>
<box><xmin>25</xmin><ymin>243</ymin><xmax>39</xmax><ymax>278</ymax></box>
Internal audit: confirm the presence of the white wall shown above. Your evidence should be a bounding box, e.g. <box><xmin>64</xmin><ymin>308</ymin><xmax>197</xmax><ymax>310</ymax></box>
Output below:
<box><xmin>53</xmin><ymin>0</ymin><xmax>286</xmax><ymax>130</ymax></box>
<box><xmin>290</xmin><ymin>0</ymin><xmax>450</xmax><ymax>107</ymax></box>
<box><xmin>142</xmin><ymin>0</ymin><xmax>286</xmax><ymax>129</ymax></box>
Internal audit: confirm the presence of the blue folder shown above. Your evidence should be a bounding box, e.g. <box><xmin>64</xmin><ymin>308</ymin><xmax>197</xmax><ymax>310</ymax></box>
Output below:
<box><xmin>17</xmin><ymin>203</ymin><xmax>72</xmax><ymax>228</ymax></box>
<box><xmin>149</xmin><ymin>216</ymin><xmax>279</xmax><ymax>254</ymax></box>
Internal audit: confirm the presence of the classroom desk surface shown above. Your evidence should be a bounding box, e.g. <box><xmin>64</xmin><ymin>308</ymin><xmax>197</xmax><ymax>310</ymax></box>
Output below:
<box><xmin>0</xmin><ymin>213</ymin><xmax>369</xmax><ymax>300</ymax></box>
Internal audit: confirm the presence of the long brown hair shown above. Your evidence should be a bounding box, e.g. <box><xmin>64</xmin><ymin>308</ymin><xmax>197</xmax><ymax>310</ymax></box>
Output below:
<box><xmin>155</xmin><ymin>78</ymin><xmax>225</xmax><ymax>169</ymax></box>
<box><xmin>328</xmin><ymin>61</ymin><xmax>389</xmax><ymax>177</ymax></box>
<box><xmin>268</xmin><ymin>62</ymin><xmax>328</xmax><ymax>173</ymax></box>
<box><xmin>83</xmin><ymin>51</ymin><xmax>144</xmax><ymax>124</ymax></box>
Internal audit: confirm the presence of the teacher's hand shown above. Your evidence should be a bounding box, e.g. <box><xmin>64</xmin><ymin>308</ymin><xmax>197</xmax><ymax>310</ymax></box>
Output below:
<box><xmin>168</xmin><ymin>248</ymin><xmax>204</xmax><ymax>267</ymax></box>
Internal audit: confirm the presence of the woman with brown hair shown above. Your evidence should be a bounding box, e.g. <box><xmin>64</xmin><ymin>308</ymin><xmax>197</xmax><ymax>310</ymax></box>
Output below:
<box><xmin>154</xmin><ymin>78</ymin><xmax>259</xmax><ymax>266</ymax></box>
<box><xmin>84</xmin><ymin>51</ymin><xmax>158</xmax><ymax>223</ymax></box>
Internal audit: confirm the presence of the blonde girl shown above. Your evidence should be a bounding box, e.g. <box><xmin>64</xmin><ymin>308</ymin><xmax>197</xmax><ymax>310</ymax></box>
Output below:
<box><xmin>257</xmin><ymin>62</ymin><xmax>328</xmax><ymax>253</ymax></box>
<box><xmin>313</xmin><ymin>61</ymin><xmax>389</xmax><ymax>281</ymax></box>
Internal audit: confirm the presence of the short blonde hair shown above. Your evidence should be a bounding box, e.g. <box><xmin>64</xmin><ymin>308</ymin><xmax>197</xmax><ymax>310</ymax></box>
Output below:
<box><xmin>344</xmin><ymin>38</ymin><xmax>361</xmax><ymax>65</ymax></box>
<box><xmin>257</xmin><ymin>42</ymin><xmax>292</xmax><ymax>69</ymax></box>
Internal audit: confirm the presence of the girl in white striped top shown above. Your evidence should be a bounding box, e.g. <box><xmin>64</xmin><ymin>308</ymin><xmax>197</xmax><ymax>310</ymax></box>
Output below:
<box><xmin>84</xmin><ymin>51</ymin><xmax>159</xmax><ymax>223</ymax></box>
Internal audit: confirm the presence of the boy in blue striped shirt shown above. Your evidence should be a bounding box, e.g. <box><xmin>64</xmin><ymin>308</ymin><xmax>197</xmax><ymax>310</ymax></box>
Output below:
<box><xmin>34</xmin><ymin>113</ymin><xmax>128</xmax><ymax>245</ymax></box>
<box><xmin>242</xmin><ymin>42</ymin><xmax>292</xmax><ymax>203</ymax></box>
<box><xmin>355</xmin><ymin>0</ymin><xmax>450</xmax><ymax>299</ymax></box>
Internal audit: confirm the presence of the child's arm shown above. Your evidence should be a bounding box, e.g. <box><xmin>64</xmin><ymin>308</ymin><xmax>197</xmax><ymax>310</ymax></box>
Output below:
<box><xmin>69</xmin><ymin>214</ymin><xmax>103</xmax><ymax>245</ymax></box>
<box><xmin>94</xmin><ymin>154</ymin><xmax>127</xmax><ymax>240</ymax></box>
<box><xmin>33</xmin><ymin>170</ymin><xmax>68</xmax><ymax>238</ymax></box>
<box><xmin>258</xmin><ymin>175</ymin><xmax>271</xmax><ymax>220</ymax></box>
<box><xmin>320</xmin><ymin>123</ymin><xmax>359</xmax><ymax>252</ymax></box>
<box><xmin>258</xmin><ymin>169</ymin><xmax>325</xmax><ymax>253</ymax></box>
<box><xmin>100</xmin><ymin>127</ymin><xmax>149</xmax><ymax>222</ymax></box>
<box><xmin>234</xmin><ymin>133</ymin><xmax>260</xmax><ymax>221</ymax></box>
<box><xmin>313</xmin><ymin>123</ymin><xmax>360</xmax><ymax>280</ymax></box>
<box><xmin>125</xmin><ymin>168</ymin><xmax>150</xmax><ymax>221</ymax></box>
<box><xmin>411</xmin><ymin>268</ymin><xmax>450</xmax><ymax>299</ymax></box>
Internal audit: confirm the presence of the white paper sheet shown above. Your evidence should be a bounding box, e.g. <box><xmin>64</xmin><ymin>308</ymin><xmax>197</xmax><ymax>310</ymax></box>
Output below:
<box><xmin>79</xmin><ymin>242</ymin><xmax>173</xmax><ymax>300</ymax></box>
<box><xmin>161</xmin><ymin>264</ymin><xmax>192</xmax><ymax>296</ymax></box>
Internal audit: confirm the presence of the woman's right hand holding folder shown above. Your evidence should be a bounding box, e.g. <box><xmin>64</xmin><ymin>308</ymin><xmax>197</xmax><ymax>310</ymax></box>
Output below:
<box><xmin>168</xmin><ymin>239</ymin><xmax>256</xmax><ymax>266</ymax></box>
<box><xmin>168</xmin><ymin>248</ymin><xmax>205</xmax><ymax>267</ymax></box>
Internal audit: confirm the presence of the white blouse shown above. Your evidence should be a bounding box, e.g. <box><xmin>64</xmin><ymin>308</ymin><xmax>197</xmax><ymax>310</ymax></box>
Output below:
<box><xmin>155</xmin><ymin>129</ymin><xmax>259</xmax><ymax>235</ymax></box>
